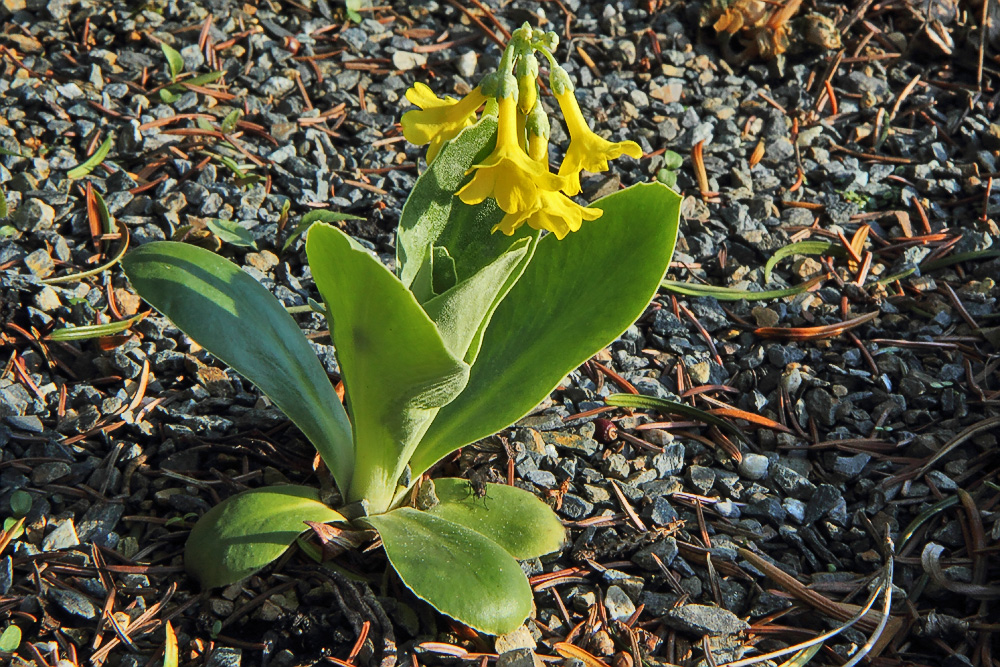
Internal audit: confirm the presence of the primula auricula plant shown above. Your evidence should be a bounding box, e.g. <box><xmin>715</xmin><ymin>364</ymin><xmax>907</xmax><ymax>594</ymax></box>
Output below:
<box><xmin>122</xmin><ymin>23</ymin><xmax>681</xmax><ymax>635</ymax></box>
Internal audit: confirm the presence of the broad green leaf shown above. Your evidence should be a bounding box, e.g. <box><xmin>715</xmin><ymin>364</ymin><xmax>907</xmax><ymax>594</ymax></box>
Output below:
<box><xmin>306</xmin><ymin>224</ymin><xmax>469</xmax><ymax>512</ymax></box>
<box><xmin>398</xmin><ymin>117</ymin><xmax>533</xmax><ymax>289</ymax></box>
<box><xmin>283</xmin><ymin>209</ymin><xmax>364</xmax><ymax>252</ymax></box>
<box><xmin>365</xmin><ymin>507</ymin><xmax>532</xmax><ymax>635</ymax></box>
<box><xmin>426</xmin><ymin>478</ymin><xmax>565</xmax><ymax>560</ymax></box>
<box><xmin>661</xmin><ymin>274</ymin><xmax>826</xmax><ymax>301</ymax></box>
<box><xmin>160</xmin><ymin>42</ymin><xmax>184</xmax><ymax>80</ymax></box>
<box><xmin>122</xmin><ymin>242</ymin><xmax>354</xmax><ymax>491</ymax></box>
<box><xmin>422</xmin><ymin>237</ymin><xmax>532</xmax><ymax>363</ymax></box>
<box><xmin>0</xmin><ymin>625</ymin><xmax>20</xmax><ymax>652</ymax></box>
<box><xmin>206</xmin><ymin>218</ymin><xmax>257</xmax><ymax>248</ymax></box>
<box><xmin>604</xmin><ymin>393</ymin><xmax>750</xmax><ymax>445</ymax></box>
<box><xmin>46</xmin><ymin>311</ymin><xmax>148</xmax><ymax>342</ymax></box>
<box><xmin>409</xmin><ymin>182</ymin><xmax>680</xmax><ymax>479</ymax></box>
<box><xmin>185</xmin><ymin>485</ymin><xmax>344</xmax><ymax>589</ymax></box>
<box><xmin>763</xmin><ymin>240</ymin><xmax>844</xmax><ymax>283</ymax></box>
<box><xmin>67</xmin><ymin>136</ymin><xmax>113</xmax><ymax>179</ymax></box>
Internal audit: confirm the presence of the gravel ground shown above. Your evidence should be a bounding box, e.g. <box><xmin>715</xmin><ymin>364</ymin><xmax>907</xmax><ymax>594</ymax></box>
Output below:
<box><xmin>1</xmin><ymin>1</ymin><xmax>999</xmax><ymax>666</ymax></box>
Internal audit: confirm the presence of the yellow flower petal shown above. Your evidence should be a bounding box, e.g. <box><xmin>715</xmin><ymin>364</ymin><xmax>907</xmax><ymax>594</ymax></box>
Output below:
<box><xmin>401</xmin><ymin>85</ymin><xmax>487</xmax><ymax>161</ymax></box>
<box><xmin>457</xmin><ymin>95</ymin><xmax>564</xmax><ymax>214</ymax></box>
<box><xmin>555</xmin><ymin>89</ymin><xmax>643</xmax><ymax>196</ymax></box>
<box><xmin>492</xmin><ymin>188</ymin><xmax>603</xmax><ymax>240</ymax></box>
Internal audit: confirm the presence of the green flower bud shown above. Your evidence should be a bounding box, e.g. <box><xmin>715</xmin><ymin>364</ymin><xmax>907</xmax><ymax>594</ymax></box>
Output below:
<box><xmin>496</xmin><ymin>72</ymin><xmax>518</xmax><ymax>101</ymax></box>
<box><xmin>515</xmin><ymin>54</ymin><xmax>539</xmax><ymax>114</ymax></box>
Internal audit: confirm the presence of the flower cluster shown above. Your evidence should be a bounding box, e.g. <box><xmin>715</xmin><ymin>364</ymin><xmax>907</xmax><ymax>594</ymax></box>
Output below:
<box><xmin>400</xmin><ymin>25</ymin><xmax>642</xmax><ymax>240</ymax></box>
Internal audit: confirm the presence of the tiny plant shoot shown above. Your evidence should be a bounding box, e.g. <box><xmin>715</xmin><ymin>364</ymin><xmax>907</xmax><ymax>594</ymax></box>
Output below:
<box><xmin>123</xmin><ymin>23</ymin><xmax>680</xmax><ymax>634</ymax></box>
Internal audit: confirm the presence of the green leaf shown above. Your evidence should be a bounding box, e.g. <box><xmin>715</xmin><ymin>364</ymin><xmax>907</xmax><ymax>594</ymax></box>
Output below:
<box><xmin>9</xmin><ymin>490</ymin><xmax>31</xmax><ymax>518</ymax></box>
<box><xmin>92</xmin><ymin>188</ymin><xmax>115</xmax><ymax>234</ymax></box>
<box><xmin>184</xmin><ymin>71</ymin><xmax>226</xmax><ymax>87</ymax></box>
<box><xmin>345</xmin><ymin>0</ymin><xmax>364</xmax><ymax>22</ymax></box>
<box><xmin>604</xmin><ymin>393</ymin><xmax>750</xmax><ymax>445</ymax></box>
<box><xmin>206</xmin><ymin>218</ymin><xmax>257</xmax><ymax>249</ymax></box>
<box><xmin>655</xmin><ymin>169</ymin><xmax>677</xmax><ymax>188</ymax></box>
<box><xmin>46</xmin><ymin>311</ymin><xmax>147</xmax><ymax>341</ymax></box>
<box><xmin>663</xmin><ymin>150</ymin><xmax>683</xmax><ymax>170</ymax></box>
<box><xmin>431</xmin><ymin>245</ymin><xmax>458</xmax><ymax>295</ymax></box>
<box><xmin>409</xmin><ymin>182</ymin><xmax>680</xmax><ymax>479</ymax></box>
<box><xmin>0</xmin><ymin>188</ymin><xmax>7</xmax><ymax>218</ymax></box>
<box><xmin>160</xmin><ymin>88</ymin><xmax>181</xmax><ymax>104</ymax></box>
<box><xmin>763</xmin><ymin>240</ymin><xmax>844</xmax><ymax>283</ymax></box>
<box><xmin>365</xmin><ymin>507</ymin><xmax>532</xmax><ymax>635</ymax></box>
<box><xmin>122</xmin><ymin>242</ymin><xmax>354</xmax><ymax>492</ymax></box>
<box><xmin>0</xmin><ymin>625</ymin><xmax>20</xmax><ymax>653</ymax></box>
<box><xmin>67</xmin><ymin>135</ymin><xmax>113</xmax><ymax>179</ymax></box>
<box><xmin>920</xmin><ymin>249</ymin><xmax>1000</xmax><ymax>272</ymax></box>
<box><xmin>426</xmin><ymin>478</ymin><xmax>565</xmax><ymax>560</ymax></box>
<box><xmin>185</xmin><ymin>485</ymin><xmax>344</xmax><ymax>589</ymax></box>
<box><xmin>422</xmin><ymin>237</ymin><xmax>532</xmax><ymax>363</ymax></box>
<box><xmin>306</xmin><ymin>224</ymin><xmax>469</xmax><ymax>512</ymax></box>
<box><xmin>397</xmin><ymin>117</ymin><xmax>508</xmax><ymax>289</ymax></box>
<box><xmin>221</xmin><ymin>109</ymin><xmax>241</xmax><ymax>134</ymax></box>
<box><xmin>661</xmin><ymin>274</ymin><xmax>825</xmax><ymax>301</ymax></box>
<box><xmin>160</xmin><ymin>42</ymin><xmax>185</xmax><ymax>80</ymax></box>
<box><xmin>2</xmin><ymin>518</ymin><xmax>23</xmax><ymax>540</ymax></box>
<box><xmin>283</xmin><ymin>209</ymin><xmax>364</xmax><ymax>252</ymax></box>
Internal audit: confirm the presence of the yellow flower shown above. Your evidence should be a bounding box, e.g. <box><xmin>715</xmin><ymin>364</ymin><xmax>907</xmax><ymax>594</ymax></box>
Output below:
<box><xmin>555</xmin><ymin>89</ymin><xmax>643</xmax><ymax>196</ymax></box>
<box><xmin>457</xmin><ymin>95</ymin><xmax>565</xmax><ymax>214</ymax></box>
<box><xmin>493</xmin><ymin>188</ymin><xmax>603</xmax><ymax>240</ymax></box>
<box><xmin>401</xmin><ymin>83</ymin><xmax>487</xmax><ymax>162</ymax></box>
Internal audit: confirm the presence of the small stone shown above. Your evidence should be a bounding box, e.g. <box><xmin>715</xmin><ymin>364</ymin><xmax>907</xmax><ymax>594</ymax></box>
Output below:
<box><xmin>261</xmin><ymin>76</ymin><xmax>295</xmax><ymax>97</ymax></box>
<box><xmin>804</xmin><ymin>484</ymin><xmax>841</xmax><ymax>524</ymax></box>
<box><xmin>32</xmin><ymin>462</ymin><xmax>71</xmax><ymax>485</ymax></box>
<box><xmin>751</xmin><ymin>307</ymin><xmax>779</xmax><ymax>328</ymax></box>
<box><xmin>13</xmin><ymin>198</ymin><xmax>56</xmax><ymax>231</ymax></box>
<box><xmin>206</xmin><ymin>647</ymin><xmax>243</xmax><ymax>667</ymax></box>
<box><xmin>632</xmin><ymin>537</ymin><xmax>678</xmax><ymax>570</ymax></box>
<box><xmin>48</xmin><ymin>587</ymin><xmax>97</xmax><ymax>619</ymax></box>
<box><xmin>24</xmin><ymin>248</ymin><xmax>54</xmax><ymax>278</ymax></box>
<box><xmin>647</xmin><ymin>496</ymin><xmax>679</xmax><ymax>526</ymax></box>
<box><xmin>497</xmin><ymin>648</ymin><xmax>543</xmax><ymax>667</ymax></box>
<box><xmin>653</xmin><ymin>444</ymin><xmax>685</xmax><ymax>477</ymax></box>
<box><xmin>455</xmin><ymin>51</ymin><xmax>478</xmax><ymax>78</ymax></box>
<box><xmin>738</xmin><ymin>454</ymin><xmax>769</xmax><ymax>481</ymax></box>
<box><xmin>783</xmin><ymin>498</ymin><xmax>806</xmax><ymax>523</ymax></box>
<box><xmin>495</xmin><ymin>626</ymin><xmax>536</xmax><ymax>653</ymax></box>
<box><xmin>559</xmin><ymin>494</ymin><xmax>593</xmax><ymax>520</ymax></box>
<box><xmin>831</xmin><ymin>453</ymin><xmax>870</xmax><ymax>479</ymax></box>
<box><xmin>0</xmin><ymin>556</ymin><xmax>11</xmax><ymax>595</ymax></box>
<box><xmin>392</xmin><ymin>51</ymin><xmax>428</xmax><ymax>70</ymax></box>
<box><xmin>43</xmin><ymin>519</ymin><xmax>80</xmax><ymax>551</ymax></box>
<box><xmin>605</xmin><ymin>585</ymin><xmax>636</xmax><ymax>621</ymax></box>
<box><xmin>804</xmin><ymin>388</ymin><xmax>839</xmax><ymax>426</ymax></box>
<box><xmin>33</xmin><ymin>286</ymin><xmax>61</xmax><ymax>311</ymax></box>
<box><xmin>665</xmin><ymin>604</ymin><xmax>749</xmax><ymax>636</ymax></box>
<box><xmin>687</xmin><ymin>466</ymin><xmax>715</xmax><ymax>494</ymax></box>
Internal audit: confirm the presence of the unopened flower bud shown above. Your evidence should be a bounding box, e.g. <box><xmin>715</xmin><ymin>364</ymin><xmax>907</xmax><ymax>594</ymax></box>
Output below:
<box><xmin>549</xmin><ymin>64</ymin><xmax>574</xmax><ymax>96</ymax></box>
<box><xmin>515</xmin><ymin>54</ymin><xmax>539</xmax><ymax>114</ymax></box>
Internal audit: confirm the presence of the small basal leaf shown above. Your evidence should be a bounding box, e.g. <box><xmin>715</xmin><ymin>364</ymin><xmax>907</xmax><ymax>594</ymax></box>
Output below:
<box><xmin>185</xmin><ymin>485</ymin><xmax>344</xmax><ymax>589</ymax></box>
<box><xmin>0</xmin><ymin>225</ymin><xmax>18</xmax><ymax>239</ymax></box>
<box><xmin>160</xmin><ymin>88</ymin><xmax>182</xmax><ymax>104</ymax></box>
<box><xmin>160</xmin><ymin>42</ymin><xmax>185</xmax><ymax>80</ymax></box>
<box><xmin>346</xmin><ymin>0</ymin><xmax>364</xmax><ymax>22</ymax></box>
<box><xmin>283</xmin><ymin>209</ymin><xmax>364</xmax><ymax>252</ymax></box>
<box><xmin>67</xmin><ymin>136</ymin><xmax>113</xmax><ymax>179</ymax></box>
<box><xmin>365</xmin><ymin>508</ymin><xmax>532</xmax><ymax>635</ymax></box>
<box><xmin>206</xmin><ymin>218</ymin><xmax>257</xmax><ymax>249</ymax></box>
<box><xmin>0</xmin><ymin>625</ymin><xmax>20</xmax><ymax>653</ymax></box>
<box><xmin>46</xmin><ymin>311</ymin><xmax>148</xmax><ymax>342</ymax></box>
<box><xmin>663</xmin><ymin>150</ymin><xmax>683</xmax><ymax>170</ymax></box>
<box><xmin>221</xmin><ymin>109</ymin><xmax>242</xmax><ymax>134</ymax></box>
<box><xmin>9</xmin><ymin>490</ymin><xmax>31</xmax><ymax>518</ymax></box>
<box><xmin>426</xmin><ymin>478</ymin><xmax>565</xmax><ymax>560</ymax></box>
